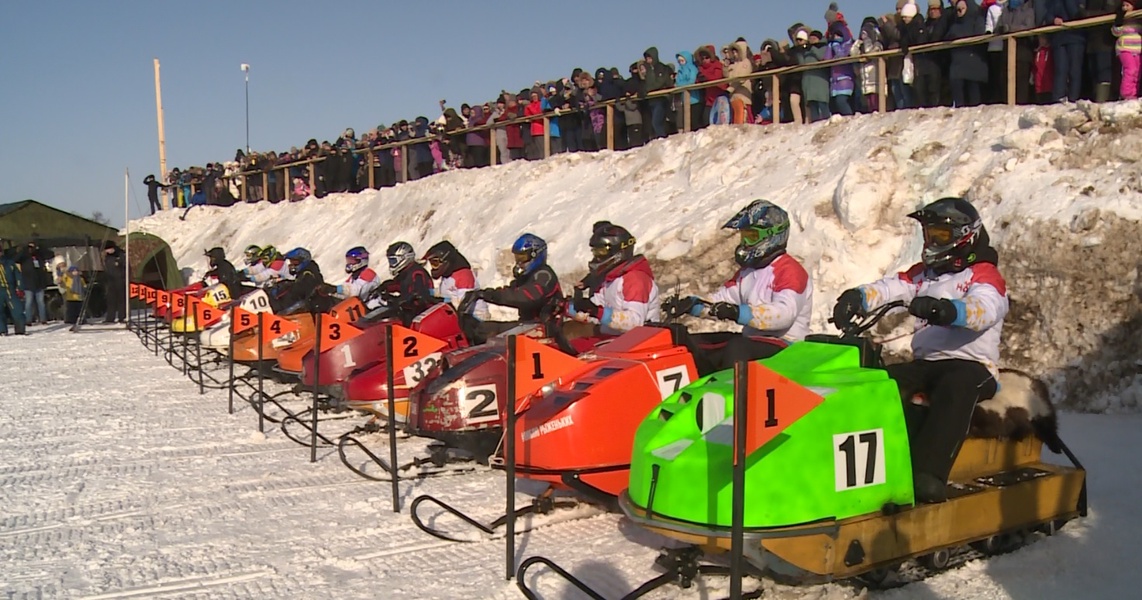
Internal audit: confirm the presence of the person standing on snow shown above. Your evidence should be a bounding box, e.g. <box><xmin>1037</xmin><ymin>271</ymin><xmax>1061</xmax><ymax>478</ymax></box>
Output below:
<box><xmin>60</xmin><ymin>265</ymin><xmax>87</xmax><ymax>325</ymax></box>
<box><xmin>337</xmin><ymin>246</ymin><xmax>380</xmax><ymax>300</ymax></box>
<box><xmin>102</xmin><ymin>240</ymin><xmax>127</xmax><ymax>324</ymax></box>
<box><xmin>566</xmin><ymin>223</ymin><xmax>661</xmax><ymax>353</ymax></box>
<box><xmin>420</xmin><ymin>240</ymin><xmax>489</xmax><ymax>319</ymax></box>
<box><xmin>663</xmin><ymin>199</ymin><xmax>814</xmax><ymax>367</ymax></box>
<box><xmin>832</xmin><ymin>197</ymin><xmax>1008</xmax><ymax>504</ymax></box>
<box><xmin>0</xmin><ymin>247</ymin><xmax>28</xmax><ymax>335</ymax></box>
<box><xmin>143</xmin><ymin>174</ymin><xmax>170</xmax><ymax>214</ymax></box>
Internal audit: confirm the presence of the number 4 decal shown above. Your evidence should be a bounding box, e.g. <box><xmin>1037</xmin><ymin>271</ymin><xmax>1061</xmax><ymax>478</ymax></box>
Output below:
<box><xmin>833</xmin><ymin>429</ymin><xmax>885</xmax><ymax>491</ymax></box>
<box><xmin>654</xmin><ymin>365</ymin><xmax>690</xmax><ymax>399</ymax></box>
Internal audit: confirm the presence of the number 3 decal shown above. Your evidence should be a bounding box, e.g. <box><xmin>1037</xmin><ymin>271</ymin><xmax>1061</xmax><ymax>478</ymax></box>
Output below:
<box><xmin>833</xmin><ymin>429</ymin><xmax>885</xmax><ymax>491</ymax></box>
<box><xmin>654</xmin><ymin>365</ymin><xmax>690</xmax><ymax>399</ymax></box>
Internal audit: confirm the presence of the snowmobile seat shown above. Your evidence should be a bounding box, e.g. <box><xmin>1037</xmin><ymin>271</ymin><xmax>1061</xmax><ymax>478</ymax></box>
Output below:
<box><xmin>804</xmin><ymin>333</ymin><xmax>886</xmax><ymax>369</ymax></box>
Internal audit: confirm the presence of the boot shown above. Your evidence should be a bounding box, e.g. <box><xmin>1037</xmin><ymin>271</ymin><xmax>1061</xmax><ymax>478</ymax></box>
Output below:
<box><xmin>913</xmin><ymin>471</ymin><xmax>948</xmax><ymax>504</ymax></box>
<box><xmin>1095</xmin><ymin>82</ymin><xmax>1112</xmax><ymax>103</ymax></box>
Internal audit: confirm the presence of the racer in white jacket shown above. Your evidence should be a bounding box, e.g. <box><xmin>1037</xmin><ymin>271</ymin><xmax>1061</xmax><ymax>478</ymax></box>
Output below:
<box><xmin>663</xmin><ymin>200</ymin><xmax>813</xmax><ymax>368</ymax></box>
<box><xmin>245</xmin><ymin>245</ymin><xmax>292</xmax><ymax>286</ymax></box>
<box><xmin>568</xmin><ymin>223</ymin><xmax>661</xmax><ymax>353</ymax></box>
<box><xmin>420</xmin><ymin>241</ymin><xmax>489</xmax><ymax>320</ymax></box>
<box><xmin>833</xmin><ymin>196</ymin><xmax>1008</xmax><ymax>504</ymax></box>
<box><xmin>338</xmin><ymin>246</ymin><xmax>380</xmax><ymax>300</ymax></box>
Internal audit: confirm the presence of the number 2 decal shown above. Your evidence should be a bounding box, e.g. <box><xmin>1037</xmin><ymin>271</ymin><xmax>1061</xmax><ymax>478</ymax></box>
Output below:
<box><xmin>458</xmin><ymin>384</ymin><xmax>499</xmax><ymax>425</ymax></box>
<box><xmin>402</xmin><ymin>335</ymin><xmax>418</xmax><ymax>358</ymax></box>
<box><xmin>654</xmin><ymin>365</ymin><xmax>690</xmax><ymax>399</ymax></box>
<box><xmin>833</xmin><ymin>429</ymin><xmax>885</xmax><ymax>491</ymax></box>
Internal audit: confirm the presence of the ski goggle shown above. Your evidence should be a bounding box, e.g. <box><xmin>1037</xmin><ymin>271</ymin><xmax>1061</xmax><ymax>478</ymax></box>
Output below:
<box><xmin>387</xmin><ymin>255</ymin><xmax>402</xmax><ymax>268</ymax></box>
<box><xmin>739</xmin><ymin>222</ymin><xmax>788</xmax><ymax>247</ymax></box>
<box><xmin>513</xmin><ymin>251</ymin><xmax>534</xmax><ymax>265</ymax></box>
<box><xmin>346</xmin><ymin>256</ymin><xmax>363</xmax><ymax>265</ymax></box>
<box><xmin>922</xmin><ymin>223</ymin><xmax>956</xmax><ymax>246</ymax></box>
<box><xmin>424</xmin><ymin>256</ymin><xmax>444</xmax><ymax>268</ymax></box>
<box><xmin>590</xmin><ymin>245</ymin><xmax>613</xmax><ymax>259</ymax></box>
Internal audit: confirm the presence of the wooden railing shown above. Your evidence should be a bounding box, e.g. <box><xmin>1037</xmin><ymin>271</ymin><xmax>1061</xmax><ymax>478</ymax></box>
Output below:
<box><xmin>199</xmin><ymin>10</ymin><xmax>1135</xmax><ymax>203</ymax></box>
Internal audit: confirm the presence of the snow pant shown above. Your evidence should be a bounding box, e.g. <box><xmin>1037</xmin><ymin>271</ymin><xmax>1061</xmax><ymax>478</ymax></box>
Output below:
<box><xmin>789</xmin><ymin>92</ymin><xmax>804</xmax><ymax>124</ymax></box>
<box><xmin>1121</xmin><ymin>51</ymin><xmax>1141</xmax><ymax>100</ymax></box>
<box><xmin>648</xmin><ymin>98</ymin><xmax>669</xmax><ymax>138</ymax></box>
<box><xmin>987</xmin><ymin>51</ymin><xmax>1007</xmax><ymax>104</ymax></box>
<box><xmin>861</xmin><ymin>93</ymin><xmax>879</xmax><ymax>113</ymax></box>
<box><xmin>104</xmin><ymin>280</ymin><xmax>126</xmax><ymax>323</ymax></box>
<box><xmin>912</xmin><ymin>71</ymin><xmax>941</xmax><ymax>108</ymax></box>
<box><xmin>831</xmin><ymin>94</ymin><xmax>854</xmax><ymax>116</ymax></box>
<box><xmin>807</xmin><ymin>101</ymin><xmax>831</xmax><ymax>123</ymax></box>
<box><xmin>23</xmin><ymin>289</ymin><xmax>46</xmax><ymax>323</ymax></box>
<box><xmin>65</xmin><ymin>300</ymin><xmax>83</xmax><ymax>324</ymax></box>
<box><xmin>1088</xmin><ymin>49</ymin><xmax>1114</xmax><ymax>88</ymax></box>
<box><xmin>496</xmin><ymin>138</ymin><xmax>513</xmax><ymax>164</ymax></box>
<box><xmin>149</xmin><ymin>195</ymin><xmax>162</xmax><ymax>214</ymax></box>
<box><xmin>951</xmin><ymin>79</ymin><xmax>982</xmax><ymax>108</ymax></box>
<box><xmin>890</xmin><ymin>79</ymin><xmax>915</xmax><ymax>110</ymax></box>
<box><xmin>626</xmin><ymin>125</ymin><xmax>644</xmax><ymax>148</ymax></box>
<box><xmin>731</xmin><ymin>97</ymin><xmax>749</xmax><ymax>124</ymax></box>
<box><xmin>562</xmin><ymin>124</ymin><xmax>582</xmax><ymax>152</ymax></box>
<box><xmin>1052</xmin><ymin>41</ymin><xmax>1085</xmax><ymax>102</ymax></box>
<box><xmin>885</xmin><ymin>359</ymin><xmax>997</xmax><ymax>485</ymax></box>
<box><xmin>0</xmin><ymin>295</ymin><xmax>26</xmax><ymax>334</ymax></box>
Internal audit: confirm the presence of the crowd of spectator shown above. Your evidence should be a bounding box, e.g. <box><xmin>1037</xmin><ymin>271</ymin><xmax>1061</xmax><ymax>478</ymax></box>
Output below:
<box><xmin>150</xmin><ymin>0</ymin><xmax>1142</xmax><ymax>213</ymax></box>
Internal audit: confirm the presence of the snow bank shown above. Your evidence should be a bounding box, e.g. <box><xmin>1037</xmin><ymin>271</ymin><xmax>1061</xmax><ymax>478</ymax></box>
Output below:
<box><xmin>133</xmin><ymin>101</ymin><xmax>1142</xmax><ymax>411</ymax></box>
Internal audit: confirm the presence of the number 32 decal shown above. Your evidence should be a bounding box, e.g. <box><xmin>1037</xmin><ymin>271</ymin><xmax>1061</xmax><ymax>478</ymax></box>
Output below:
<box><xmin>402</xmin><ymin>352</ymin><xmax>442</xmax><ymax>385</ymax></box>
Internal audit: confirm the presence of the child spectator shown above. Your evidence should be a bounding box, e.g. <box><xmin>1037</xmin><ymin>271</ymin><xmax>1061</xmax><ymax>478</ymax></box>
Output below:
<box><xmin>852</xmin><ymin>17</ymin><xmax>884</xmax><ymax>112</ymax></box>
<box><xmin>825</xmin><ymin>18</ymin><xmax>857</xmax><ymax>116</ymax></box>
<box><xmin>60</xmin><ymin>265</ymin><xmax>86</xmax><ymax>325</ymax></box>
<box><xmin>618</xmin><ymin>70</ymin><xmax>645</xmax><ymax>148</ymax></box>
<box><xmin>1033</xmin><ymin>35</ymin><xmax>1055</xmax><ymax>104</ymax></box>
<box><xmin>1114</xmin><ymin>1</ymin><xmax>1141</xmax><ymax>100</ymax></box>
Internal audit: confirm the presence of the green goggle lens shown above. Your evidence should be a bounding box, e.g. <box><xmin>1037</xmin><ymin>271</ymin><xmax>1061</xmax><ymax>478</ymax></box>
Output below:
<box><xmin>739</xmin><ymin>223</ymin><xmax>788</xmax><ymax>247</ymax></box>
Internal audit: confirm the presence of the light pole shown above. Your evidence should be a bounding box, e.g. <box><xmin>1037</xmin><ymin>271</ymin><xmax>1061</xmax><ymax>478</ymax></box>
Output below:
<box><xmin>240</xmin><ymin>63</ymin><xmax>250</xmax><ymax>153</ymax></box>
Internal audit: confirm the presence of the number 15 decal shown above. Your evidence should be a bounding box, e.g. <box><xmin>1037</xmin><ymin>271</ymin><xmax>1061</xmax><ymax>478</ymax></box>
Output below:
<box><xmin>654</xmin><ymin>365</ymin><xmax>690</xmax><ymax>399</ymax></box>
<box><xmin>833</xmin><ymin>429</ymin><xmax>885</xmax><ymax>491</ymax></box>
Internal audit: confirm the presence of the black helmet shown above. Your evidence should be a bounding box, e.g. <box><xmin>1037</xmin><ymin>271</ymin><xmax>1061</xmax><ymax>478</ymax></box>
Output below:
<box><xmin>204</xmin><ymin>247</ymin><xmax>226</xmax><ymax>265</ymax></box>
<box><xmin>421</xmin><ymin>240</ymin><xmax>457</xmax><ymax>279</ymax></box>
<box><xmin>386</xmin><ymin>241</ymin><xmax>416</xmax><ymax>275</ymax></box>
<box><xmin>908</xmin><ymin>197</ymin><xmax>984</xmax><ymax>274</ymax></box>
<box><xmin>588</xmin><ymin>222</ymin><xmax>636</xmax><ymax>278</ymax></box>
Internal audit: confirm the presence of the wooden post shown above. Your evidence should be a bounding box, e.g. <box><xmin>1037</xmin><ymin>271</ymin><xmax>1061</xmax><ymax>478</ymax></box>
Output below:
<box><xmin>543</xmin><ymin>116</ymin><xmax>551</xmax><ymax>159</ymax></box>
<box><xmin>1006</xmin><ymin>36</ymin><xmax>1017</xmax><ymax>106</ymax></box>
<box><xmin>682</xmin><ymin>90</ymin><xmax>692</xmax><ymax>133</ymax></box>
<box><xmin>153</xmin><ymin>59</ymin><xmax>169</xmax><ymax>210</ymax></box>
<box><xmin>400</xmin><ymin>144</ymin><xmax>409</xmax><ymax>183</ymax></box>
<box><xmin>367</xmin><ymin>148</ymin><xmax>376</xmax><ymax>189</ymax></box>
<box><xmin>771</xmin><ymin>74</ymin><xmax>781</xmax><ymax>125</ymax></box>
<box><xmin>489</xmin><ymin>124</ymin><xmax>498</xmax><ymax>165</ymax></box>
<box><xmin>877</xmin><ymin>57</ymin><xmax>888</xmax><ymax>113</ymax></box>
<box><xmin>308</xmin><ymin>161</ymin><xmax>316</xmax><ymax>192</ymax></box>
<box><xmin>606</xmin><ymin>104</ymin><xmax>615</xmax><ymax>150</ymax></box>
<box><xmin>261</xmin><ymin>171</ymin><xmax>268</xmax><ymax>203</ymax></box>
<box><xmin>240</xmin><ymin>174</ymin><xmax>247</xmax><ymax>202</ymax></box>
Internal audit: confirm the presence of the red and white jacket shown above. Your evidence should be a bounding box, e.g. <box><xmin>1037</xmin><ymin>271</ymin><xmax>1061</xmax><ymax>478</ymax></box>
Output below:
<box><xmin>248</xmin><ymin>259</ymin><xmax>292</xmax><ymax>285</ymax></box>
<box><xmin>582</xmin><ymin>257</ymin><xmax>661</xmax><ymax>334</ymax></box>
<box><xmin>708</xmin><ymin>253</ymin><xmax>813</xmax><ymax>342</ymax></box>
<box><xmin>859</xmin><ymin>261</ymin><xmax>1008</xmax><ymax>375</ymax></box>
<box><xmin>437</xmin><ymin>267</ymin><xmax>489</xmax><ymax>319</ymax></box>
<box><xmin>342</xmin><ymin>267</ymin><xmax>380</xmax><ymax>299</ymax></box>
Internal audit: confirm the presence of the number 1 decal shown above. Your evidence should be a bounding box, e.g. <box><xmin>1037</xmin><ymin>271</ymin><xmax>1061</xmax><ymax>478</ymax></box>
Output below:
<box><xmin>530</xmin><ymin>352</ymin><xmax>544</xmax><ymax>380</ymax></box>
<box><xmin>339</xmin><ymin>344</ymin><xmax>357</xmax><ymax>369</ymax></box>
<box><xmin>833</xmin><ymin>429</ymin><xmax>885</xmax><ymax>491</ymax></box>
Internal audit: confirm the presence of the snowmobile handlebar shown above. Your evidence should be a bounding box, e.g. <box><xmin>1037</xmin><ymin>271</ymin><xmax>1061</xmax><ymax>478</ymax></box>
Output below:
<box><xmin>831</xmin><ymin>300</ymin><xmax>907</xmax><ymax>340</ymax></box>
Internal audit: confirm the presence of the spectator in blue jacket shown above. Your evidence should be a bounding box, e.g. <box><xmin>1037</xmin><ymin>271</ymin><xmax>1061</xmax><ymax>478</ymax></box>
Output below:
<box><xmin>1038</xmin><ymin>0</ymin><xmax>1088</xmax><ymax>102</ymax></box>
<box><xmin>675</xmin><ymin>51</ymin><xmax>703</xmax><ymax>130</ymax></box>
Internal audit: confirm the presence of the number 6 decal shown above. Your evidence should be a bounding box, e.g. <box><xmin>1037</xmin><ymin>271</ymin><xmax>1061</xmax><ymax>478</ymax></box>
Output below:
<box><xmin>458</xmin><ymin>384</ymin><xmax>499</xmax><ymax>425</ymax></box>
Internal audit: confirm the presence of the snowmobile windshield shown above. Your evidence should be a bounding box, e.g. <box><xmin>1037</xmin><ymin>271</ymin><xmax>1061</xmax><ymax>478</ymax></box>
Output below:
<box><xmin>922</xmin><ymin>223</ymin><xmax>956</xmax><ymax>246</ymax></box>
<box><xmin>740</xmin><ymin>222</ymin><xmax>788</xmax><ymax>247</ymax></box>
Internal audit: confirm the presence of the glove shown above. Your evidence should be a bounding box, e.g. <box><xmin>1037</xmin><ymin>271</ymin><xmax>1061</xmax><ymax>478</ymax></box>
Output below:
<box><xmin>909</xmin><ymin>296</ymin><xmax>958</xmax><ymax>327</ymax></box>
<box><xmin>662</xmin><ymin>295</ymin><xmax>701</xmax><ymax>318</ymax></box>
<box><xmin>571</xmin><ymin>296</ymin><xmax>603</xmax><ymax>319</ymax></box>
<box><xmin>335</xmin><ymin>285</ymin><xmax>346</xmax><ymax>296</ymax></box>
<box><xmin>832</xmin><ymin>288</ymin><xmax>864</xmax><ymax>328</ymax></box>
<box><xmin>709</xmin><ymin>302</ymin><xmax>740</xmax><ymax>322</ymax></box>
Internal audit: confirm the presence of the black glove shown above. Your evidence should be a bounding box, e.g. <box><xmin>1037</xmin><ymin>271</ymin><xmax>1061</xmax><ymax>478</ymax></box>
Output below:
<box><xmin>458</xmin><ymin>289</ymin><xmax>484</xmax><ymax>313</ymax></box>
<box><xmin>572</xmin><ymin>296</ymin><xmax>602</xmax><ymax>319</ymax></box>
<box><xmin>709</xmin><ymin>302</ymin><xmax>740</xmax><ymax>322</ymax></box>
<box><xmin>909</xmin><ymin>296</ymin><xmax>958</xmax><ymax>326</ymax></box>
<box><xmin>662</xmin><ymin>295</ymin><xmax>700</xmax><ymax>318</ymax></box>
<box><xmin>832</xmin><ymin>288</ymin><xmax>864</xmax><ymax>329</ymax></box>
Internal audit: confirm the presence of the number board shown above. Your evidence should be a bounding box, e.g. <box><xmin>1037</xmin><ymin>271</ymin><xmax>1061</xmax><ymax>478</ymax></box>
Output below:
<box><xmin>402</xmin><ymin>352</ymin><xmax>442</xmax><ymax>386</ymax></box>
<box><xmin>654</xmin><ymin>365</ymin><xmax>690</xmax><ymax>399</ymax></box>
<box><xmin>458</xmin><ymin>384</ymin><xmax>499</xmax><ymax>425</ymax></box>
<box><xmin>833</xmin><ymin>429</ymin><xmax>886</xmax><ymax>491</ymax></box>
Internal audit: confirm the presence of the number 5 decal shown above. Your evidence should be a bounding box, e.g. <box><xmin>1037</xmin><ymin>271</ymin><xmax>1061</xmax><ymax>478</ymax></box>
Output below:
<box><xmin>654</xmin><ymin>365</ymin><xmax>690</xmax><ymax>399</ymax></box>
<box><xmin>458</xmin><ymin>384</ymin><xmax>499</xmax><ymax>425</ymax></box>
<box><xmin>833</xmin><ymin>429</ymin><xmax>885</xmax><ymax>491</ymax></box>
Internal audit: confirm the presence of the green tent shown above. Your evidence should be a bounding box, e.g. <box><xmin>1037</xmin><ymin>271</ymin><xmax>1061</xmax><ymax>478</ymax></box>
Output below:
<box><xmin>124</xmin><ymin>231</ymin><xmax>184</xmax><ymax>290</ymax></box>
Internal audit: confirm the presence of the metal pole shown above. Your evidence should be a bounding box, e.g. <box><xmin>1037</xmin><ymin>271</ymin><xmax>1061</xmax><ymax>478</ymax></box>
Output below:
<box><xmin>153</xmin><ymin>302</ymin><xmax>159</xmax><ymax>356</ymax></box>
<box><xmin>505</xmin><ymin>334</ymin><xmax>517</xmax><ymax>581</ymax></box>
<box><xmin>385</xmin><ymin>325</ymin><xmax>401</xmax><ymax>512</ymax></box>
<box><xmin>730</xmin><ymin>360</ymin><xmax>749</xmax><ymax>600</ymax></box>
<box><xmin>257</xmin><ymin>311</ymin><xmax>265</xmax><ymax>433</ymax></box>
<box><xmin>244</xmin><ymin>67</ymin><xmax>250</xmax><ymax>153</ymax></box>
<box><xmin>153</xmin><ymin>59</ymin><xmax>169</xmax><ymax>210</ymax></box>
<box><xmin>196</xmin><ymin>333</ymin><xmax>204</xmax><ymax>394</ymax></box>
<box><xmin>227</xmin><ymin>307</ymin><xmax>236</xmax><ymax>414</ymax></box>
<box><xmin>181</xmin><ymin>308</ymin><xmax>189</xmax><ymax>376</ymax></box>
<box><xmin>124</xmin><ymin>169</ymin><xmax>130</xmax><ymax>329</ymax></box>
<box><xmin>310</xmin><ymin>312</ymin><xmax>322</xmax><ymax>463</ymax></box>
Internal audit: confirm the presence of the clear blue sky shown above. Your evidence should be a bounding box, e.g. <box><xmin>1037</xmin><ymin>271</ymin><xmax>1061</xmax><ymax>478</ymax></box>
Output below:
<box><xmin>0</xmin><ymin>0</ymin><xmax>889</xmax><ymax>227</ymax></box>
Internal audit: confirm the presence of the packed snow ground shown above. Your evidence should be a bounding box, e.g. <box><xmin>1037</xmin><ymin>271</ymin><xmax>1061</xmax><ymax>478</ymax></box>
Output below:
<box><xmin>0</xmin><ymin>326</ymin><xmax>1138</xmax><ymax>599</ymax></box>
<box><xmin>135</xmin><ymin>100</ymin><xmax>1142</xmax><ymax>411</ymax></box>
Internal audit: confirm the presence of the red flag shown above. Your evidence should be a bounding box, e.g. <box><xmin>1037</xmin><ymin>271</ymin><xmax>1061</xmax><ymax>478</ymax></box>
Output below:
<box><xmin>157</xmin><ymin>290</ymin><xmax>172</xmax><ymax>309</ymax></box>
<box><xmin>318</xmin><ymin>317</ymin><xmax>362</xmax><ymax>348</ymax></box>
<box><xmin>513</xmin><ymin>335</ymin><xmax>582</xmax><ymax>400</ymax></box>
<box><xmin>129</xmin><ymin>283</ymin><xmax>139</xmax><ymax>298</ymax></box>
<box><xmin>735</xmin><ymin>362</ymin><xmax>825</xmax><ymax>463</ymax></box>
<box><xmin>194</xmin><ymin>298</ymin><xmax>223</xmax><ymax>327</ymax></box>
<box><xmin>232</xmin><ymin>306</ymin><xmax>259</xmax><ymax>335</ymax></box>
<box><xmin>329</xmin><ymin>297</ymin><xmax>366</xmax><ymax>324</ymax></box>
<box><xmin>259</xmin><ymin>314</ymin><xmax>299</xmax><ymax>343</ymax></box>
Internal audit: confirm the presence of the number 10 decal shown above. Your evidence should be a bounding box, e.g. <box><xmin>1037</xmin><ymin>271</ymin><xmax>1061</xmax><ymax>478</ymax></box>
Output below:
<box><xmin>833</xmin><ymin>429</ymin><xmax>885</xmax><ymax>491</ymax></box>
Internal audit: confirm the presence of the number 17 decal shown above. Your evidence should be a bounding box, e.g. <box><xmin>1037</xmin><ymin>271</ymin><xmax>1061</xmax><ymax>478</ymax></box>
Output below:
<box><xmin>833</xmin><ymin>429</ymin><xmax>885</xmax><ymax>491</ymax></box>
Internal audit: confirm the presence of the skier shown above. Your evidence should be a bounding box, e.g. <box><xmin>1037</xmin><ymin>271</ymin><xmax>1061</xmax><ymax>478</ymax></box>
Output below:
<box><xmin>832</xmin><ymin>197</ymin><xmax>1008</xmax><ymax>504</ymax></box>
<box><xmin>662</xmin><ymin>199</ymin><xmax>813</xmax><ymax>370</ymax></box>
<box><xmin>203</xmin><ymin>247</ymin><xmax>249</xmax><ymax>298</ymax></box>
<box><xmin>0</xmin><ymin>247</ymin><xmax>27</xmax><ymax>335</ymax></box>
<box><xmin>338</xmin><ymin>246</ymin><xmax>380</xmax><ymax>300</ymax></box>
<box><xmin>420</xmin><ymin>240</ymin><xmax>488</xmax><ymax>319</ymax></box>
<box><xmin>462</xmin><ymin>233</ymin><xmax>563</xmax><ymax>323</ymax></box>
<box><xmin>102</xmin><ymin>240</ymin><xmax>128</xmax><ymax>324</ymax></box>
<box><xmin>566</xmin><ymin>222</ymin><xmax>661</xmax><ymax>353</ymax></box>
<box><xmin>369</xmin><ymin>242</ymin><xmax>435</xmax><ymax>313</ymax></box>
<box><xmin>272</xmin><ymin>247</ymin><xmax>324</xmax><ymax>312</ymax></box>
